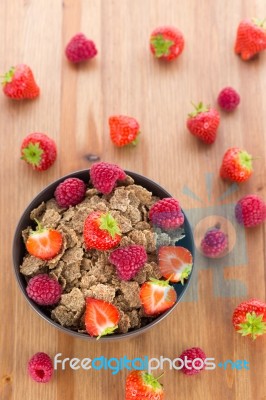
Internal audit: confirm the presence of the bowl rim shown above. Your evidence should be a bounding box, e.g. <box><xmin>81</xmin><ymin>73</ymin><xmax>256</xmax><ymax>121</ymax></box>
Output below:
<box><xmin>12</xmin><ymin>169</ymin><xmax>195</xmax><ymax>341</ymax></box>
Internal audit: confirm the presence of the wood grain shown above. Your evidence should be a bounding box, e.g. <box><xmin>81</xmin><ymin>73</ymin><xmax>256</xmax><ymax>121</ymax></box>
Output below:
<box><xmin>0</xmin><ymin>1</ymin><xmax>266</xmax><ymax>399</ymax></box>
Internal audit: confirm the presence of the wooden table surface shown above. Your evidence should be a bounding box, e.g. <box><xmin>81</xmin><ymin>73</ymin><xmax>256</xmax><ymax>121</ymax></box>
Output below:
<box><xmin>1</xmin><ymin>1</ymin><xmax>266</xmax><ymax>399</ymax></box>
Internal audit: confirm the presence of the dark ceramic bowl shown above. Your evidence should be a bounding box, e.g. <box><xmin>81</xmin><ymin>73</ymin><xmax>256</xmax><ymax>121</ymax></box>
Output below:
<box><xmin>13</xmin><ymin>169</ymin><xmax>195</xmax><ymax>341</ymax></box>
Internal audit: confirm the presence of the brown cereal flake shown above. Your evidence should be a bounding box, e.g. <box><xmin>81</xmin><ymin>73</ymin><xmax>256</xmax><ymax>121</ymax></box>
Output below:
<box><xmin>30</xmin><ymin>202</ymin><xmax>46</xmax><ymax>221</ymax></box>
<box><xmin>127</xmin><ymin>185</ymin><xmax>152</xmax><ymax>205</ymax></box>
<box><xmin>109</xmin><ymin>188</ymin><xmax>130</xmax><ymax>212</ymax></box>
<box><xmin>128</xmin><ymin>230</ymin><xmax>147</xmax><ymax>247</ymax></box>
<box><xmin>120</xmin><ymin>281</ymin><xmax>141</xmax><ymax>308</ymax></box>
<box><xmin>20</xmin><ymin>255</ymin><xmax>47</xmax><ymax>277</ymax></box>
<box><xmin>89</xmin><ymin>284</ymin><xmax>116</xmax><ymax>302</ymax></box>
<box><xmin>143</xmin><ymin>230</ymin><xmax>156</xmax><ymax>253</ymax></box>
<box><xmin>110</xmin><ymin>211</ymin><xmax>132</xmax><ymax>233</ymax></box>
<box><xmin>40</xmin><ymin>209</ymin><xmax>61</xmax><ymax>228</ymax></box>
<box><xmin>134</xmin><ymin>221</ymin><xmax>151</xmax><ymax>231</ymax></box>
<box><xmin>62</xmin><ymin>261</ymin><xmax>81</xmax><ymax>284</ymax></box>
<box><xmin>118</xmin><ymin>311</ymin><xmax>131</xmax><ymax>333</ymax></box>
<box><xmin>46</xmin><ymin>198</ymin><xmax>66</xmax><ymax>214</ymax></box>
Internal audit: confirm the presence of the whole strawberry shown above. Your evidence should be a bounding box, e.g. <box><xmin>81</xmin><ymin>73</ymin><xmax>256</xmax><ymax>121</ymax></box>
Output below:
<box><xmin>65</xmin><ymin>33</ymin><xmax>97</xmax><ymax>63</ymax></box>
<box><xmin>90</xmin><ymin>161</ymin><xmax>126</xmax><ymax>194</ymax></box>
<box><xmin>178</xmin><ymin>347</ymin><xmax>206</xmax><ymax>376</ymax></box>
<box><xmin>1</xmin><ymin>64</ymin><xmax>39</xmax><ymax>100</ymax></box>
<box><xmin>187</xmin><ymin>102</ymin><xmax>220</xmax><ymax>144</ymax></box>
<box><xmin>83</xmin><ymin>211</ymin><xmax>121</xmax><ymax>250</ymax></box>
<box><xmin>109</xmin><ymin>245</ymin><xmax>147</xmax><ymax>281</ymax></box>
<box><xmin>220</xmin><ymin>147</ymin><xmax>253</xmax><ymax>183</ymax></box>
<box><xmin>28</xmin><ymin>352</ymin><xmax>54</xmax><ymax>383</ymax></box>
<box><xmin>217</xmin><ymin>87</ymin><xmax>240</xmax><ymax>111</ymax></box>
<box><xmin>149</xmin><ymin>198</ymin><xmax>184</xmax><ymax>230</ymax></box>
<box><xmin>150</xmin><ymin>26</ymin><xmax>184</xmax><ymax>61</ymax></box>
<box><xmin>235</xmin><ymin>18</ymin><xmax>266</xmax><ymax>61</ymax></box>
<box><xmin>232</xmin><ymin>299</ymin><xmax>266</xmax><ymax>339</ymax></box>
<box><xmin>21</xmin><ymin>133</ymin><xmax>57</xmax><ymax>171</ymax></box>
<box><xmin>201</xmin><ymin>225</ymin><xmax>228</xmax><ymax>258</ymax></box>
<box><xmin>125</xmin><ymin>370</ymin><xmax>164</xmax><ymax>400</ymax></box>
<box><xmin>109</xmin><ymin>115</ymin><xmax>140</xmax><ymax>147</ymax></box>
<box><xmin>235</xmin><ymin>195</ymin><xmax>266</xmax><ymax>227</ymax></box>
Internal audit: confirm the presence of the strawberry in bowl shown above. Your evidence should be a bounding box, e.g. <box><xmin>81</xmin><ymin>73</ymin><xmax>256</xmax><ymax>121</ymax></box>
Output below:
<box><xmin>13</xmin><ymin>163</ymin><xmax>194</xmax><ymax>340</ymax></box>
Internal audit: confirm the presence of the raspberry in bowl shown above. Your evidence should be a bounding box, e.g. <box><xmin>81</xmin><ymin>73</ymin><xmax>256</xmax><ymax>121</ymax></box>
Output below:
<box><xmin>13</xmin><ymin>163</ymin><xmax>194</xmax><ymax>340</ymax></box>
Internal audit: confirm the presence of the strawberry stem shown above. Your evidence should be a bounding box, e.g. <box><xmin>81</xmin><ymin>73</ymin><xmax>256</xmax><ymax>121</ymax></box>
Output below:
<box><xmin>1</xmin><ymin>66</ymin><xmax>15</xmax><ymax>85</ymax></box>
<box><xmin>237</xmin><ymin>311</ymin><xmax>266</xmax><ymax>340</ymax></box>
<box><xmin>156</xmin><ymin>372</ymin><xmax>165</xmax><ymax>380</ymax></box>
<box><xmin>189</xmin><ymin>101</ymin><xmax>209</xmax><ymax>117</ymax></box>
<box><xmin>150</xmin><ymin>34</ymin><xmax>174</xmax><ymax>58</ymax></box>
<box><xmin>96</xmin><ymin>325</ymin><xmax>118</xmax><ymax>340</ymax></box>
<box><xmin>21</xmin><ymin>142</ymin><xmax>43</xmax><ymax>167</ymax></box>
<box><xmin>252</xmin><ymin>17</ymin><xmax>266</xmax><ymax>29</ymax></box>
<box><xmin>99</xmin><ymin>213</ymin><xmax>121</xmax><ymax>238</ymax></box>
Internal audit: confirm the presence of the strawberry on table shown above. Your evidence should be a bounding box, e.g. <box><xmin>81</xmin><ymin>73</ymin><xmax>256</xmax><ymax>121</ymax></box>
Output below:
<box><xmin>232</xmin><ymin>299</ymin><xmax>266</xmax><ymax>340</ymax></box>
<box><xmin>187</xmin><ymin>102</ymin><xmax>220</xmax><ymax>144</ymax></box>
<box><xmin>220</xmin><ymin>147</ymin><xmax>253</xmax><ymax>183</ymax></box>
<box><xmin>109</xmin><ymin>115</ymin><xmax>140</xmax><ymax>147</ymax></box>
<box><xmin>235</xmin><ymin>18</ymin><xmax>266</xmax><ymax>61</ymax></box>
<box><xmin>83</xmin><ymin>211</ymin><xmax>121</xmax><ymax>250</ymax></box>
<box><xmin>158</xmin><ymin>246</ymin><xmax>193</xmax><ymax>284</ymax></box>
<box><xmin>139</xmin><ymin>277</ymin><xmax>177</xmax><ymax>316</ymax></box>
<box><xmin>26</xmin><ymin>220</ymin><xmax>63</xmax><ymax>260</ymax></box>
<box><xmin>125</xmin><ymin>370</ymin><xmax>164</xmax><ymax>400</ymax></box>
<box><xmin>21</xmin><ymin>132</ymin><xmax>57</xmax><ymax>171</ymax></box>
<box><xmin>90</xmin><ymin>161</ymin><xmax>126</xmax><ymax>194</ymax></box>
<box><xmin>150</xmin><ymin>26</ymin><xmax>184</xmax><ymax>61</ymax></box>
<box><xmin>1</xmin><ymin>64</ymin><xmax>40</xmax><ymax>100</ymax></box>
<box><xmin>85</xmin><ymin>298</ymin><xmax>120</xmax><ymax>339</ymax></box>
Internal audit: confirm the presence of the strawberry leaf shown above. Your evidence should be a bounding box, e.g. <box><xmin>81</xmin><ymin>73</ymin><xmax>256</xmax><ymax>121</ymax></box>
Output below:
<box><xmin>22</xmin><ymin>142</ymin><xmax>43</xmax><ymax>167</ymax></box>
<box><xmin>96</xmin><ymin>325</ymin><xmax>118</xmax><ymax>340</ymax></box>
<box><xmin>237</xmin><ymin>311</ymin><xmax>266</xmax><ymax>340</ymax></box>
<box><xmin>1</xmin><ymin>66</ymin><xmax>15</xmax><ymax>85</ymax></box>
<box><xmin>180</xmin><ymin>264</ymin><xmax>192</xmax><ymax>285</ymax></box>
<box><xmin>99</xmin><ymin>213</ymin><xmax>121</xmax><ymax>238</ymax></box>
<box><xmin>188</xmin><ymin>102</ymin><xmax>210</xmax><ymax>117</ymax></box>
<box><xmin>151</xmin><ymin>34</ymin><xmax>174</xmax><ymax>57</ymax></box>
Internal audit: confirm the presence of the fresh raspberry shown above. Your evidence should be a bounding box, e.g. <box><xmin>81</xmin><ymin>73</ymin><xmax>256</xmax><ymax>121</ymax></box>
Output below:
<box><xmin>179</xmin><ymin>347</ymin><xmax>206</xmax><ymax>376</ymax></box>
<box><xmin>26</xmin><ymin>274</ymin><xmax>62</xmax><ymax>305</ymax></box>
<box><xmin>65</xmin><ymin>33</ymin><xmax>97</xmax><ymax>63</ymax></box>
<box><xmin>217</xmin><ymin>87</ymin><xmax>240</xmax><ymax>111</ymax></box>
<box><xmin>235</xmin><ymin>195</ymin><xmax>266</xmax><ymax>227</ymax></box>
<box><xmin>28</xmin><ymin>352</ymin><xmax>53</xmax><ymax>383</ymax></box>
<box><xmin>109</xmin><ymin>245</ymin><xmax>148</xmax><ymax>281</ymax></box>
<box><xmin>54</xmin><ymin>177</ymin><xmax>86</xmax><ymax>207</ymax></box>
<box><xmin>149</xmin><ymin>198</ymin><xmax>184</xmax><ymax>230</ymax></box>
<box><xmin>200</xmin><ymin>225</ymin><xmax>228</xmax><ymax>258</ymax></box>
<box><xmin>90</xmin><ymin>162</ymin><xmax>126</xmax><ymax>194</ymax></box>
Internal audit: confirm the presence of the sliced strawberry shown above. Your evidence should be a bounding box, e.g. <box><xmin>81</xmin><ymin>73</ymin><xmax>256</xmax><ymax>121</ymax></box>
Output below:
<box><xmin>26</xmin><ymin>220</ymin><xmax>63</xmax><ymax>260</ymax></box>
<box><xmin>85</xmin><ymin>298</ymin><xmax>120</xmax><ymax>339</ymax></box>
<box><xmin>139</xmin><ymin>278</ymin><xmax>177</xmax><ymax>316</ymax></box>
<box><xmin>158</xmin><ymin>246</ymin><xmax>193</xmax><ymax>284</ymax></box>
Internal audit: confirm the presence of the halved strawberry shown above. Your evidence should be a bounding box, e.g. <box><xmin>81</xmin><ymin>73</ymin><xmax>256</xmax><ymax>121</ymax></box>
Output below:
<box><xmin>85</xmin><ymin>298</ymin><xmax>120</xmax><ymax>339</ymax></box>
<box><xmin>26</xmin><ymin>220</ymin><xmax>63</xmax><ymax>260</ymax></box>
<box><xmin>139</xmin><ymin>278</ymin><xmax>177</xmax><ymax>316</ymax></box>
<box><xmin>158</xmin><ymin>246</ymin><xmax>193</xmax><ymax>284</ymax></box>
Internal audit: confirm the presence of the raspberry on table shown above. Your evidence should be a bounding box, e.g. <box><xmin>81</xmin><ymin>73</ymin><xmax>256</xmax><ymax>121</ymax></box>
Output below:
<box><xmin>201</xmin><ymin>226</ymin><xmax>228</xmax><ymax>258</ymax></box>
<box><xmin>217</xmin><ymin>87</ymin><xmax>240</xmax><ymax>111</ymax></box>
<box><xmin>65</xmin><ymin>33</ymin><xmax>97</xmax><ymax>63</ymax></box>
<box><xmin>148</xmin><ymin>198</ymin><xmax>184</xmax><ymax>230</ymax></box>
<box><xmin>179</xmin><ymin>347</ymin><xmax>206</xmax><ymax>376</ymax></box>
<box><xmin>235</xmin><ymin>194</ymin><xmax>266</xmax><ymax>227</ymax></box>
<box><xmin>109</xmin><ymin>245</ymin><xmax>148</xmax><ymax>281</ymax></box>
<box><xmin>28</xmin><ymin>352</ymin><xmax>54</xmax><ymax>383</ymax></box>
<box><xmin>54</xmin><ymin>177</ymin><xmax>86</xmax><ymax>207</ymax></box>
<box><xmin>26</xmin><ymin>274</ymin><xmax>62</xmax><ymax>306</ymax></box>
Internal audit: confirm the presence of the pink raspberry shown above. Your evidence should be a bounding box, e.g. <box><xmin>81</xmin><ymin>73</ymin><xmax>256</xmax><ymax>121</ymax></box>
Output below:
<box><xmin>235</xmin><ymin>194</ymin><xmax>266</xmax><ymax>227</ymax></box>
<box><xmin>217</xmin><ymin>87</ymin><xmax>240</xmax><ymax>111</ymax></box>
<box><xmin>179</xmin><ymin>347</ymin><xmax>206</xmax><ymax>376</ymax></box>
<box><xmin>28</xmin><ymin>352</ymin><xmax>53</xmax><ymax>383</ymax></box>
<box><xmin>26</xmin><ymin>274</ymin><xmax>62</xmax><ymax>305</ymax></box>
<box><xmin>54</xmin><ymin>177</ymin><xmax>86</xmax><ymax>207</ymax></box>
<box><xmin>90</xmin><ymin>162</ymin><xmax>126</xmax><ymax>194</ymax></box>
<box><xmin>109</xmin><ymin>245</ymin><xmax>147</xmax><ymax>281</ymax></box>
<box><xmin>65</xmin><ymin>33</ymin><xmax>97</xmax><ymax>63</ymax></box>
<box><xmin>200</xmin><ymin>225</ymin><xmax>228</xmax><ymax>258</ymax></box>
<box><xmin>149</xmin><ymin>198</ymin><xmax>184</xmax><ymax>230</ymax></box>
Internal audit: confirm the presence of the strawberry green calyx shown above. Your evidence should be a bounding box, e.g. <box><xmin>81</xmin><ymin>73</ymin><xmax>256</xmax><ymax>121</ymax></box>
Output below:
<box><xmin>1</xmin><ymin>66</ymin><xmax>15</xmax><ymax>85</ymax></box>
<box><xmin>252</xmin><ymin>17</ymin><xmax>266</xmax><ymax>29</ymax></box>
<box><xmin>180</xmin><ymin>264</ymin><xmax>193</xmax><ymax>285</ymax></box>
<box><xmin>189</xmin><ymin>102</ymin><xmax>210</xmax><ymax>117</ymax></box>
<box><xmin>99</xmin><ymin>213</ymin><xmax>121</xmax><ymax>238</ymax></box>
<box><xmin>237</xmin><ymin>312</ymin><xmax>266</xmax><ymax>340</ymax></box>
<box><xmin>30</xmin><ymin>219</ymin><xmax>46</xmax><ymax>235</ymax></box>
<box><xmin>151</xmin><ymin>34</ymin><xmax>174</xmax><ymax>57</ymax></box>
<box><xmin>96</xmin><ymin>325</ymin><xmax>118</xmax><ymax>340</ymax></box>
<box><xmin>22</xmin><ymin>142</ymin><xmax>43</xmax><ymax>167</ymax></box>
<box><xmin>131</xmin><ymin>131</ymin><xmax>141</xmax><ymax>146</ymax></box>
<box><xmin>149</xmin><ymin>277</ymin><xmax>171</xmax><ymax>287</ymax></box>
<box><xmin>141</xmin><ymin>371</ymin><xmax>163</xmax><ymax>390</ymax></box>
<box><xmin>239</xmin><ymin>151</ymin><xmax>253</xmax><ymax>171</ymax></box>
